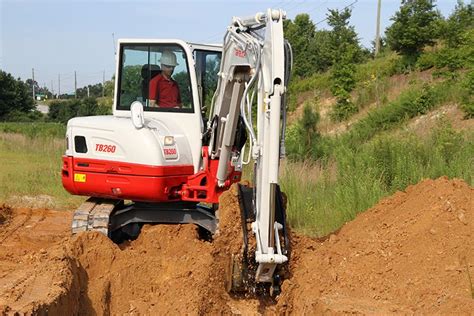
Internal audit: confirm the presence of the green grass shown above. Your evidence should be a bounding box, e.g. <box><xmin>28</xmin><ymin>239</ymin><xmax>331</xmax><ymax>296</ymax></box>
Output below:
<box><xmin>0</xmin><ymin>122</ymin><xmax>66</xmax><ymax>138</ymax></box>
<box><xmin>281</xmin><ymin>122</ymin><xmax>474</xmax><ymax>237</ymax></box>
<box><xmin>0</xmin><ymin>130</ymin><xmax>84</xmax><ymax>209</ymax></box>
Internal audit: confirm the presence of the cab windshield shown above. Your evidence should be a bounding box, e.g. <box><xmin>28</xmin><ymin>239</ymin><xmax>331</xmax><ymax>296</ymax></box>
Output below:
<box><xmin>117</xmin><ymin>43</ymin><xmax>194</xmax><ymax>113</ymax></box>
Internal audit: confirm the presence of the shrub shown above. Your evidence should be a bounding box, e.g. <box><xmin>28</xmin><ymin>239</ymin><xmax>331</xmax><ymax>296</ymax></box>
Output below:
<box><xmin>460</xmin><ymin>70</ymin><xmax>474</xmax><ymax>118</ymax></box>
<box><xmin>330</xmin><ymin>93</ymin><xmax>358</xmax><ymax>121</ymax></box>
<box><xmin>48</xmin><ymin>98</ymin><xmax>112</xmax><ymax>124</ymax></box>
<box><xmin>286</xmin><ymin>100</ymin><xmax>323</xmax><ymax>160</ymax></box>
<box><xmin>415</xmin><ymin>51</ymin><xmax>437</xmax><ymax>71</ymax></box>
<box><xmin>2</xmin><ymin>110</ymin><xmax>44</xmax><ymax>122</ymax></box>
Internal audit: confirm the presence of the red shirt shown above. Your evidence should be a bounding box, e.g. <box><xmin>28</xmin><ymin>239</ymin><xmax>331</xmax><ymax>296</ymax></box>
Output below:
<box><xmin>148</xmin><ymin>74</ymin><xmax>182</xmax><ymax>108</ymax></box>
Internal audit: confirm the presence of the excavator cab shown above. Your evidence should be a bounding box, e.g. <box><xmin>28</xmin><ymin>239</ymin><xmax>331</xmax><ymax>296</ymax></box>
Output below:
<box><xmin>111</xmin><ymin>40</ymin><xmax>221</xmax><ymax>172</ymax></box>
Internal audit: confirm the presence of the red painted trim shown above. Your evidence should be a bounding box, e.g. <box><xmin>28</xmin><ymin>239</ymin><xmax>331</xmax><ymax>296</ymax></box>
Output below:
<box><xmin>62</xmin><ymin>148</ymin><xmax>242</xmax><ymax>204</ymax></box>
<box><xmin>72</xmin><ymin>157</ymin><xmax>194</xmax><ymax>177</ymax></box>
<box><xmin>62</xmin><ymin>156</ymin><xmax>191</xmax><ymax>202</ymax></box>
<box><xmin>179</xmin><ymin>146</ymin><xmax>241</xmax><ymax>203</ymax></box>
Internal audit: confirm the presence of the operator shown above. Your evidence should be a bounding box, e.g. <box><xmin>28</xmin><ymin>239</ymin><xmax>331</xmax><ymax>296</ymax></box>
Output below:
<box><xmin>148</xmin><ymin>50</ymin><xmax>182</xmax><ymax>108</ymax></box>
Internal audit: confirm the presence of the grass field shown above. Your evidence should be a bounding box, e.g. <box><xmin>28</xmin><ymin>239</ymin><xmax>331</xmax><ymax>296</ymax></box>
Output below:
<box><xmin>0</xmin><ymin>123</ymin><xmax>83</xmax><ymax>209</ymax></box>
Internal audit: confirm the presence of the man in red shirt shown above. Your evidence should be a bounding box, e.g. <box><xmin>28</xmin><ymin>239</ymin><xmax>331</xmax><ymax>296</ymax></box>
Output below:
<box><xmin>149</xmin><ymin>50</ymin><xmax>182</xmax><ymax>108</ymax></box>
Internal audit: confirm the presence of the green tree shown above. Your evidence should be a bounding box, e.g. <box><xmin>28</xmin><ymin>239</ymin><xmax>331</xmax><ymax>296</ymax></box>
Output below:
<box><xmin>120</xmin><ymin>65</ymin><xmax>142</xmax><ymax>105</ymax></box>
<box><xmin>173</xmin><ymin>71</ymin><xmax>192</xmax><ymax>108</ymax></box>
<box><xmin>327</xmin><ymin>8</ymin><xmax>364</xmax><ymax>64</ymax></box>
<box><xmin>386</xmin><ymin>0</ymin><xmax>442</xmax><ymax>59</ymax></box>
<box><xmin>311</xmin><ymin>30</ymin><xmax>333</xmax><ymax>73</ymax></box>
<box><xmin>326</xmin><ymin>8</ymin><xmax>360</xmax><ymax>121</ymax></box>
<box><xmin>0</xmin><ymin>70</ymin><xmax>35</xmax><ymax>120</ymax></box>
<box><xmin>284</xmin><ymin>14</ymin><xmax>317</xmax><ymax>77</ymax></box>
<box><xmin>441</xmin><ymin>1</ymin><xmax>474</xmax><ymax>48</ymax></box>
<box><xmin>76</xmin><ymin>83</ymin><xmax>105</xmax><ymax>99</ymax></box>
<box><xmin>286</xmin><ymin>101</ymin><xmax>322</xmax><ymax>159</ymax></box>
<box><xmin>78</xmin><ymin>98</ymin><xmax>99</xmax><ymax>116</ymax></box>
<box><xmin>300</xmin><ymin>102</ymin><xmax>320</xmax><ymax>151</ymax></box>
<box><xmin>25</xmin><ymin>78</ymin><xmax>40</xmax><ymax>98</ymax></box>
<box><xmin>104</xmin><ymin>78</ymin><xmax>115</xmax><ymax>97</ymax></box>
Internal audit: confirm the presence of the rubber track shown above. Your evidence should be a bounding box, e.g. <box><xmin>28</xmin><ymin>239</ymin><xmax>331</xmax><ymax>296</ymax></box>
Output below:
<box><xmin>71</xmin><ymin>197</ymin><xmax>116</xmax><ymax>236</ymax></box>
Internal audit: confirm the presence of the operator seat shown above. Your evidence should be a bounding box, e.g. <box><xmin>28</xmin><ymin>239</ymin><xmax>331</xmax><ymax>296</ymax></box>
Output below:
<box><xmin>141</xmin><ymin>64</ymin><xmax>161</xmax><ymax>100</ymax></box>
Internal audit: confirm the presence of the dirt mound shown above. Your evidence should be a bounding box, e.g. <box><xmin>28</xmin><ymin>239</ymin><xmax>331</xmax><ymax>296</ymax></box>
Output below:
<box><xmin>277</xmin><ymin>177</ymin><xmax>474</xmax><ymax>314</ymax></box>
<box><xmin>63</xmin><ymin>225</ymin><xmax>216</xmax><ymax>314</ymax></box>
<box><xmin>0</xmin><ymin>177</ymin><xmax>472</xmax><ymax>314</ymax></box>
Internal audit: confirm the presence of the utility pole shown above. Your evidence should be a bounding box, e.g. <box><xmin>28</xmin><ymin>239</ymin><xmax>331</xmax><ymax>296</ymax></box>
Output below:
<box><xmin>102</xmin><ymin>70</ymin><xmax>105</xmax><ymax>97</ymax></box>
<box><xmin>74</xmin><ymin>71</ymin><xmax>77</xmax><ymax>99</ymax></box>
<box><xmin>375</xmin><ymin>0</ymin><xmax>382</xmax><ymax>56</ymax></box>
<box><xmin>51</xmin><ymin>80</ymin><xmax>54</xmax><ymax>98</ymax></box>
<box><xmin>58</xmin><ymin>74</ymin><xmax>61</xmax><ymax>99</ymax></box>
<box><xmin>87</xmin><ymin>86</ymin><xmax>90</xmax><ymax>97</ymax></box>
<box><xmin>32</xmin><ymin>68</ymin><xmax>35</xmax><ymax>101</ymax></box>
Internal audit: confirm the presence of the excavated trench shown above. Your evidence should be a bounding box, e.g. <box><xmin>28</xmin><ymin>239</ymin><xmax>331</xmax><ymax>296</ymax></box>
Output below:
<box><xmin>0</xmin><ymin>177</ymin><xmax>473</xmax><ymax>314</ymax></box>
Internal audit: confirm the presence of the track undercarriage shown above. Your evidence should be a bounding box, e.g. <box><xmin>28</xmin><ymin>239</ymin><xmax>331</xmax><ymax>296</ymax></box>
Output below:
<box><xmin>72</xmin><ymin>198</ymin><xmax>217</xmax><ymax>242</ymax></box>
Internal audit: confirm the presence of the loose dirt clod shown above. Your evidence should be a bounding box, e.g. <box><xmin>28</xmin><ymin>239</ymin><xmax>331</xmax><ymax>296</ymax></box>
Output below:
<box><xmin>0</xmin><ymin>177</ymin><xmax>472</xmax><ymax>314</ymax></box>
<box><xmin>0</xmin><ymin>205</ymin><xmax>12</xmax><ymax>224</ymax></box>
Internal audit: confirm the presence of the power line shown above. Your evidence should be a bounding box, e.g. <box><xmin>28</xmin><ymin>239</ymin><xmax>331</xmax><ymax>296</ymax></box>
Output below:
<box><xmin>272</xmin><ymin>0</ymin><xmax>295</xmax><ymax>9</ymax></box>
<box><xmin>315</xmin><ymin>0</ymin><xmax>358</xmax><ymax>26</ymax></box>
<box><xmin>294</xmin><ymin>0</ymin><xmax>329</xmax><ymax>17</ymax></box>
<box><xmin>283</xmin><ymin>0</ymin><xmax>309</xmax><ymax>14</ymax></box>
<box><xmin>199</xmin><ymin>1</ymin><xmax>301</xmax><ymax>44</ymax></box>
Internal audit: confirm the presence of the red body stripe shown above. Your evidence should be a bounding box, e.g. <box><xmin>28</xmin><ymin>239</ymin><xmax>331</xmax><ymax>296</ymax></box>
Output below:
<box><xmin>72</xmin><ymin>157</ymin><xmax>194</xmax><ymax>176</ymax></box>
<box><xmin>61</xmin><ymin>147</ymin><xmax>242</xmax><ymax>204</ymax></box>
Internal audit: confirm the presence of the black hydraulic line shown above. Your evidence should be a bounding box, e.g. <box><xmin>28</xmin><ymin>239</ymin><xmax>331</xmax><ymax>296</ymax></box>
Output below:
<box><xmin>237</xmin><ymin>183</ymin><xmax>250</xmax><ymax>262</ymax></box>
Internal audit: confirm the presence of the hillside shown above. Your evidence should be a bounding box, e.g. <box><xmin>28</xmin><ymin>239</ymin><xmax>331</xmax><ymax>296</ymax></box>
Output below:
<box><xmin>289</xmin><ymin>55</ymin><xmax>473</xmax><ymax>138</ymax></box>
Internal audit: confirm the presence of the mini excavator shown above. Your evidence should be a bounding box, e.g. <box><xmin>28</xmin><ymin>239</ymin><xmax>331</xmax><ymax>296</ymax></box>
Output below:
<box><xmin>62</xmin><ymin>9</ymin><xmax>292</xmax><ymax>294</ymax></box>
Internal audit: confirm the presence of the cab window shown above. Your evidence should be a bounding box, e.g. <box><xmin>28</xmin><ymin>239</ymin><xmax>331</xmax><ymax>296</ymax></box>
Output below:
<box><xmin>117</xmin><ymin>44</ymin><xmax>194</xmax><ymax>113</ymax></box>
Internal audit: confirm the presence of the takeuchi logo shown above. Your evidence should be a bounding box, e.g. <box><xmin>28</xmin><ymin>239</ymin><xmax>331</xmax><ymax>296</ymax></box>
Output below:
<box><xmin>234</xmin><ymin>49</ymin><xmax>246</xmax><ymax>58</ymax></box>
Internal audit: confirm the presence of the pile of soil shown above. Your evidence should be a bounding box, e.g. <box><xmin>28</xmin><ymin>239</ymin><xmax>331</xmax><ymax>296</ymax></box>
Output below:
<box><xmin>0</xmin><ymin>177</ymin><xmax>472</xmax><ymax>314</ymax></box>
<box><xmin>277</xmin><ymin>177</ymin><xmax>473</xmax><ymax>314</ymax></box>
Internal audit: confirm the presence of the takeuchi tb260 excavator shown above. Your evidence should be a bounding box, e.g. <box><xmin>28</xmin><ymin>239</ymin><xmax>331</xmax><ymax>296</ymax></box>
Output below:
<box><xmin>61</xmin><ymin>9</ymin><xmax>292</xmax><ymax>294</ymax></box>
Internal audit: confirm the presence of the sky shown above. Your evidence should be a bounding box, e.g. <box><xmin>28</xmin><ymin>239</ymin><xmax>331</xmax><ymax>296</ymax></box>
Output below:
<box><xmin>0</xmin><ymin>0</ymin><xmax>459</xmax><ymax>94</ymax></box>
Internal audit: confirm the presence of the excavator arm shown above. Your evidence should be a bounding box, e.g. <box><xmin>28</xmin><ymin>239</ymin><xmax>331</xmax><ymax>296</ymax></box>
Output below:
<box><xmin>207</xmin><ymin>8</ymin><xmax>292</xmax><ymax>291</ymax></box>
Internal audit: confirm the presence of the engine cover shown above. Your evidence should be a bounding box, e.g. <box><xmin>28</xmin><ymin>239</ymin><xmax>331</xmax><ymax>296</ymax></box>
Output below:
<box><xmin>62</xmin><ymin>115</ymin><xmax>195</xmax><ymax>202</ymax></box>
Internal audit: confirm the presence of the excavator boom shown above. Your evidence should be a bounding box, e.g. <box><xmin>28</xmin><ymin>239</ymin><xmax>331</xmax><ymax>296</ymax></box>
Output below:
<box><xmin>208</xmin><ymin>9</ymin><xmax>291</xmax><ymax>287</ymax></box>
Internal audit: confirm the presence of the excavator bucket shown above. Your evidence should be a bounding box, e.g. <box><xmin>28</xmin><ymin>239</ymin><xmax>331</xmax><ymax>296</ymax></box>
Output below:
<box><xmin>226</xmin><ymin>183</ymin><xmax>290</xmax><ymax>296</ymax></box>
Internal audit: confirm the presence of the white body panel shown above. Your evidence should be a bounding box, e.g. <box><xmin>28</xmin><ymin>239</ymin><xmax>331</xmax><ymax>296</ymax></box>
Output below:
<box><xmin>66</xmin><ymin>115</ymin><xmax>193</xmax><ymax>167</ymax></box>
